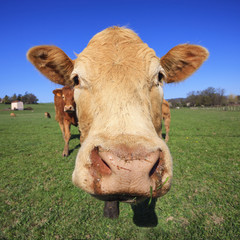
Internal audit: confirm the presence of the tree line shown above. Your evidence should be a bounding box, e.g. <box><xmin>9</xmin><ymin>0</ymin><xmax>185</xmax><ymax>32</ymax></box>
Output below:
<box><xmin>1</xmin><ymin>87</ymin><xmax>239</xmax><ymax>107</ymax></box>
<box><xmin>168</xmin><ymin>87</ymin><xmax>239</xmax><ymax>108</ymax></box>
<box><xmin>0</xmin><ymin>92</ymin><xmax>38</xmax><ymax>104</ymax></box>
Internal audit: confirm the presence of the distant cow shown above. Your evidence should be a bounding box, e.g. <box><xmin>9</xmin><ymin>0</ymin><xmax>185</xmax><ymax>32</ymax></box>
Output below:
<box><xmin>161</xmin><ymin>100</ymin><xmax>171</xmax><ymax>143</ymax></box>
<box><xmin>44</xmin><ymin>112</ymin><xmax>51</xmax><ymax>118</ymax></box>
<box><xmin>27</xmin><ymin>26</ymin><xmax>208</xmax><ymax>219</ymax></box>
<box><xmin>53</xmin><ymin>86</ymin><xmax>78</xmax><ymax>157</ymax></box>
<box><xmin>10</xmin><ymin>113</ymin><xmax>16</xmax><ymax>117</ymax></box>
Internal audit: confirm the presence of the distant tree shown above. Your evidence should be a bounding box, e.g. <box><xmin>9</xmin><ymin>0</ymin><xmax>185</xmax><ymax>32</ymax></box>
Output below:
<box><xmin>168</xmin><ymin>98</ymin><xmax>186</xmax><ymax>108</ymax></box>
<box><xmin>200</xmin><ymin>87</ymin><xmax>215</xmax><ymax>106</ymax></box>
<box><xmin>2</xmin><ymin>95</ymin><xmax>11</xmax><ymax>104</ymax></box>
<box><xmin>1</xmin><ymin>92</ymin><xmax>39</xmax><ymax>104</ymax></box>
<box><xmin>21</xmin><ymin>92</ymin><xmax>27</xmax><ymax>103</ymax></box>
<box><xmin>22</xmin><ymin>92</ymin><xmax>38</xmax><ymax>104</ymax></box>
<box><xmin>228</xmin><ymin>94</ymin><xmax>238</xmax><ymax>105</ymax></box>
<box><xmin>17</xmin><ymin>94</ymin><xmax>22</xmax><ymax>101</ymax></box>
<box><xmin>186</xmin><ymin>87</ymin><xmax>227</xmax><ymax>107</ymax></box>
<box><xmin>27</xmin><ymin>93</ymin><xmax>38</xmax><ymax>104</ymax></box>
<box><xmin>11</xmin><ymin>93</ymin><xmax>17</xmax><ymax>102</ymax></box>
<box><xmin>216</xmin><ymin>88</ymin><xmax>227</xmax><ymax>105</ymax></box>
<box><xmin>186</xmin><ymin>91</ymin><xmax>197</xmax><ymax>106</ymax></box>
<box><xmin>169</xmin><ymin>99</ymin><xmax>178</xmax><ymax>108</ymax></box>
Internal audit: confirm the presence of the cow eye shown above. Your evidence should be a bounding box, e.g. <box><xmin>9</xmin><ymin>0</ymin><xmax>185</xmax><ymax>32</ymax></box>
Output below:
<box><xmin>158</xmin><ymin>72</ymin><xmax>164</xmax><ymax>83</ymax></box>
<box><xmin>73</xmin><ymin>75</ymin><xmax>79</xmax><ymax>86</ymax></box>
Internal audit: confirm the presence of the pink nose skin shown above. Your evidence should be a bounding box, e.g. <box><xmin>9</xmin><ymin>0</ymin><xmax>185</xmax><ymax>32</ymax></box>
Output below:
<box><xmin>64</xmin><ymin>105</ymin><xmax>75</xmax><ymax>112</ymax></box>
<box><xmin>90</xmin><ymin>146</ymin><xmax>165</xmax><ymax>200</ymax></box>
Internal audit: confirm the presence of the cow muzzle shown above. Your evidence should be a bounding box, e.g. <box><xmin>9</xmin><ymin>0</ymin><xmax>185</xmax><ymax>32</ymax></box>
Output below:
<box><xmin>64</xmin><ymin>105</ymin><xmax>75</xmax><ymax>112</ymax></box>
<box><xmin>72</xmin><ymin>141</ymin><xmax>172</xmax><ymax>202</ymax></box>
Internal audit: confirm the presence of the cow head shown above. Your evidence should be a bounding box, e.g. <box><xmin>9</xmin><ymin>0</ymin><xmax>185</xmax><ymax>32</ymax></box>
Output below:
<box><xmin>27</xmin><ymin>27</ymin><xmax>208</xmax><ymax>203</ymax></box>
<box><xmin>53</xmin><ymin>86</ymin><xmax>76</xmax><ymax>112</ymax></box>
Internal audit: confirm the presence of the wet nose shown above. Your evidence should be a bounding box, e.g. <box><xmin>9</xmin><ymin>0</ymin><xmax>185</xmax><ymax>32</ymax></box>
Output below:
<box><xmin>91</xmin><ymin>146</ymin><xmax>161</xmax><ymax>177</ymax></box>
<box><xmin>89</xmin><ymin>146</ymin><xmax>164</xmax><ymax>199</ymax></box>
<box><xmin>64</xmin><ymin>105</ymin><xmax>75</xmax><ymax>112</ymax></box>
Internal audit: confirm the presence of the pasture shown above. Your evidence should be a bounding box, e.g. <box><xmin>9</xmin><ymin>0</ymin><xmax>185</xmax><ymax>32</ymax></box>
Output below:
<box><xmin>0</xmin><ymin>103</ymin><xmax>239</xmax><ymax>239</ymax></box>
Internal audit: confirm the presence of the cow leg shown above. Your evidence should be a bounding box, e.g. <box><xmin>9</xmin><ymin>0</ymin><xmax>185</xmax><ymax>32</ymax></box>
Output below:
<box><xmin>103</xmin><ymin>201</ymin><xmax>119</xmax><ymax>219</ymax></box>
<box><xmin>58</xmin><ymin>122</ymin><xmax>65</xmax><ymax>139</ymax></box>
<box><xmin>62</xmin><ymin>120</ymin><xmax>71</xmax><ymax>157</ymax></box>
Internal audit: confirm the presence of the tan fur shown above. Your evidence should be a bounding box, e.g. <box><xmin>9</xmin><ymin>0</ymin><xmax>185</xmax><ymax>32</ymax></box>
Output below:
<box><xmin>10</xmin><ymin>113</ymin><xmax>16</xmax><ymax>117</ymax></box>
<box><xmin>27</xmin><ymin>26</ymin><xmax>209</xmax><ymax>199</ymax></box>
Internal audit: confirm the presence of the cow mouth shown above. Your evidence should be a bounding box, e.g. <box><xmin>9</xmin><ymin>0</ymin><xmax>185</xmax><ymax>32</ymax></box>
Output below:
<box><xmin>64</xmin><ymin>109</ymin><xmax>75</xmax><ymax>113</ymax></box>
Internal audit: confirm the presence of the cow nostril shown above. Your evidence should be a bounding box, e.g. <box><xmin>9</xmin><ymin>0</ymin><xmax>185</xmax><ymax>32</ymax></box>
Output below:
<box><xmin>149</xmin><ymin>158</ymin><xmax>160</xmax><ymax>177</ymax></box>
<box><xmin>90</xmin><ymin>147</ymin><xmax>112</xmax><ymax>175</ymax></box>
<box><xmin>101</xmin><ymin>158</ymin><xmax>111</xmax><ymax>171</ymax></box>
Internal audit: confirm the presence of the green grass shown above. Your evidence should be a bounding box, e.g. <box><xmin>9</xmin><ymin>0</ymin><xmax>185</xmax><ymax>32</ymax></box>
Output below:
<box><xmin>0</xmin><ymin>104</ymin><xmax>240</xmax><ymax>239</ymax></box>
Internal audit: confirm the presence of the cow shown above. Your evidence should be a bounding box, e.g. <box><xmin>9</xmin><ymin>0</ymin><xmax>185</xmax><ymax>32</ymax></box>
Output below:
<box><xmin>44</xmin><ymin>112</ymin><xmax>51</xmax><ymax>118</ymax></box>
<box><xmin>161</xmin><ymin>100</ymin><xmax>171</xmax><ymax>143</ymax></box>
<box><xmin>10</xmin><ymin>113</ymin><xmax>16</xmax><ymax>117</ymax></box>
<box><xmin>53</xmin><ymin>86</ymin><xmax>78</xmax><ymax>157</ymax></box>
<box><xmin>27</xmin><ymin>26</ymin><xmax>208</xmax><ymax>220</ymax></box>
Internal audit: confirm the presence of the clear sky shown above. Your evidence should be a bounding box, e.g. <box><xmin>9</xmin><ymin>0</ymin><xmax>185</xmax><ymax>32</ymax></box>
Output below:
<box><xmin>0</xmin><ymin>0</ymin><xmax>239</xmax><ymax>102</ymax></box>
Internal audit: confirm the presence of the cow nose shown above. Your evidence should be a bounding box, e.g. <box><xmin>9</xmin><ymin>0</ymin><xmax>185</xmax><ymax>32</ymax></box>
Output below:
<box><xmin>64</xmin><ymin>105</ymin><xmax>74</xmax><ymax>112</ymax></box>
<box><xmin>90</xmin><ymin>146</ymin><xmax>161</xmax><ymax>179</ymax></box>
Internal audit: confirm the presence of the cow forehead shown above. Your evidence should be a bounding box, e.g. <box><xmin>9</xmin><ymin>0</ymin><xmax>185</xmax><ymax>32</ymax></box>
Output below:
<box><xmin>73</xmin><ymin>27</ymin><xmax>160</xmax><ymax>83</ymax></box>
<box><xmin>61</xmin><ymin>87</ymin><xmax>74</xmax><ymax>99</ymax></box>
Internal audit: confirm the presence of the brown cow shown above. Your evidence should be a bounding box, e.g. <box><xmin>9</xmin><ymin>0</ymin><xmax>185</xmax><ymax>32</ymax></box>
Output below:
<box><xmin>53</xmin><ymin>86</ymin><xmax>78</xmax><ymax>157</ymax></box>
<box><xmin>161</xmin><ymin>100</ymin><xmax>171</xmax><ymax>143</ymax></box>
<box><xmin>27</xmin><ymin>26</ymin><xmax>208</xmax><ymax>220</ymax></box>
<box><xmin>44</xmin><ymin>112</ymin><xmax>51</xmax><ymax>118</ymax></box>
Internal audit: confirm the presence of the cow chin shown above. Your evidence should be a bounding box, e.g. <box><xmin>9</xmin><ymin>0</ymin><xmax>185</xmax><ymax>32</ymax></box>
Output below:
<box><xmin>72</xmin><ymin>134</ymin><xmax>173</xmax><ymax>202</ymax></box>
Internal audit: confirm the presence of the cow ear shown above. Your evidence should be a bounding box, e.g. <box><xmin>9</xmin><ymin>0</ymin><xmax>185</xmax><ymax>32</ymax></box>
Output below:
<box><xmin>160</xmin><ymin>44</ymin><xmax>209</xmax><ymax>83</ymax></box>
<box><xmin>27</xmin><ymin>45</ymin><xmax>74</xmax><ymax>86</ymax></box>
<box><xmin>53</xmin><ymin>89</ymin><xmax>62</xmax><ymax>97</ymax></box>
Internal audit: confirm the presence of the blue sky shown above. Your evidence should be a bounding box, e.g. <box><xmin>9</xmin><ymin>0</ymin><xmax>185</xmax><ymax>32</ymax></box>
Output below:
<box><xmin>0</xmin><ymin>0</ymin><xmax>239</xmax><ymax>102</ymax></box>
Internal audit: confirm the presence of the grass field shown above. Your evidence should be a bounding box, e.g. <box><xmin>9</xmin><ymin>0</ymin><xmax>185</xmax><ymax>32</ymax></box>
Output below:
<box><xmin>0</xmin><ymin>103</ymin><xmax>239</xmax><ymax>239</ymax></box>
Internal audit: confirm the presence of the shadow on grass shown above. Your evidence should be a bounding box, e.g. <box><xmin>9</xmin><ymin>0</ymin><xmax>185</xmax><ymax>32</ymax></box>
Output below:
<box><xmin>69</xmin><ymin>143</ymin><xmax>81</xmax><ymax>155</ymax></box>
<box><xmin>131</xmin><ymin>198</ymin><xmax>158</xmax><ymax>227</ymax></box>
<box><xmin>68</xmin><ymin>134</ymin><xmax>81</xmax><ymax>156</ymax></box>
<box><xmin>70</xmin><ymin>134</ymin><xmax>80</xmax><ymax>140</ymax></box>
